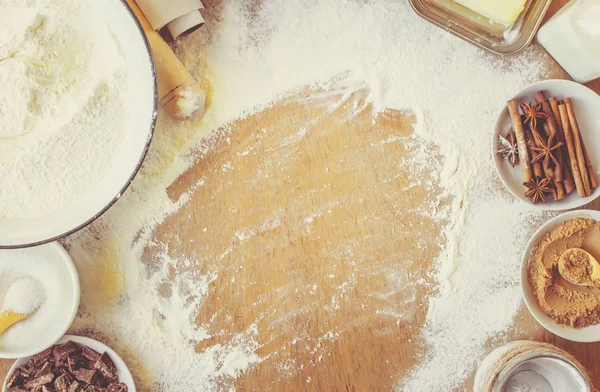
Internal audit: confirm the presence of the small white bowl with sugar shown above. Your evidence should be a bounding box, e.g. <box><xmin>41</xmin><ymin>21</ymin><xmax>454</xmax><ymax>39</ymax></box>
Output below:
<box><xmin>0</xmin><ymin>242</ymin><xmax>80</xmax><ymax>358</ymax></box>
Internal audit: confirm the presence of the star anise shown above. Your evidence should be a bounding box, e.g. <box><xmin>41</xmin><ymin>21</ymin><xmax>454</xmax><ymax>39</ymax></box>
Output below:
<box><xmin>497</xmin><ymin>129</ymin><xmax>519</xmax><ymax>167</ymax></box>
<box><xmin>531</xmin><ymin>132</ymin><xmax>563</xmax><ymax>165</ymax></box>
<box><xmin>524</xmin><ymin>177</ymin><xmax>553</xmax><ymax>204</ymax></box>
<box><xmin>521</xmin><ymin>102</ymin><xmax>548</xmax><ymax>129</ymax></box>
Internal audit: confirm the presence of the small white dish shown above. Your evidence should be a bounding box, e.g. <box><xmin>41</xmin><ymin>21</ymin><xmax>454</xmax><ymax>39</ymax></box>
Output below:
<box><xmin>2</xmin><ymin>335</ymin><xmax>136</xmax><ymax>392</ymax></box>
<box><xmin>521</xmin><ymin>209</ymin><xmax>600</xmax><ymax>342</ymax></box>
<box><xmin>493</xmin><ymin>79</ymin><xmax>600</xmax><ymax>210</ymax></box>
<box><xmin>0</xmin><ymin>242</ymin><xmax>80</xmax><ymax>358</ymax></box>
<box><xmin>0</xmin><ymin>0</ymin><xmax>157</xmax><ymax>249</ymax></box>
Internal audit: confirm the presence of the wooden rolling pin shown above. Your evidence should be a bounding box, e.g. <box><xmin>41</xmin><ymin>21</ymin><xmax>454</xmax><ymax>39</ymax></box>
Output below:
<box><xmin>126</xmin><ymin>0</ymin><xmax>205</xmax><ymax>119</ymax></box>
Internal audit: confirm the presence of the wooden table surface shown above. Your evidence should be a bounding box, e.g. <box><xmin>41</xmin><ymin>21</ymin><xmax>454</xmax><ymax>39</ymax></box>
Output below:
<box><xmin>2</xmin><ymin>1</ymin><xmax>600</xmax><ymax>391</ymax></box>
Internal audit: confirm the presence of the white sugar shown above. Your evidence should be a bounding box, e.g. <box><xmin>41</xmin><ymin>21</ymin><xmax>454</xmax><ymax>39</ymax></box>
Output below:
<box><xmin>2</xmin><ymin>277</ymin><xmax>45</xmax><ymax>315</ymax></box>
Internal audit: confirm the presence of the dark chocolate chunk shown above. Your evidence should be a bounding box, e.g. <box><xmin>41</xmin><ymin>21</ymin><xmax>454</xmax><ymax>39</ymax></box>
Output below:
<box><xmin>53</xmin><ymin>342</ymin><xmax>77</xmax><ymax>363</ymax></box>
<box><xmin>84</xmin><ymin>387</ymin><xmax>107</xmax><ymax>392</ymax></box>
<box><xmin>80</xmin><ymin>347</ymin><xmax>100</xmax><ymax>363</ymax></box>
<box><xmin>54</xmin><ymin>366</ymin><xmax>73</xmax><ymax>380</ymax></box>
<box><xmin>93</xmin><ymin>378</ymin><xmax>109</xmax><ymax>389</ymax></box>
<box><xmin>35</xmin><ymin>362</ymin><xmax>54</xmax><ymax>378</ymax></box>
<box><xmin>67</xmin><ymin>355</ymin><xmax>87</xmax><ymax>374</ymax></box>
<box><xmin>54</xmin><ymin>374</ymin><xmax>70</xmax><ymax>392</ymax></box>
<box><xmin>24</xmin><ymin>373</ymin><xmax>54</xmax><ymax>389</ymax></box>
<box><xmin>75</xmin><ymin>369</ymin><xmax>97</xmax><ymax>385</ymax></box>
<box><xmin>6</xmin><ymin>368</ymin><xmax>24</xmax><ymax>388</ymax></box>
<box><xmin>106</xmin><ymin>383</ymin><xmax>127</xmax><ymax>392</ymax></box>
<box><xmin>93</xmin><ymin>353</ymin><xmax>116</xmax><ymax>380</ymax></box>
<box><xmin>60</xmin><ymin>372</ymin><xmax>73</xmax><ymax>383</ymax></box>
<box><xmin>67</xmin><ymin>381</ymin><xmax>82</xmax><ymax>392</ymax></box>
<box><xmin>33</xmin><ymin>348</ymin><xmax>53</xmax><ymax>365</ymax></box>
<box><xmin>18</xmin><ymin>360</ymin><xmax>35</xmax><ymax>379</ymax></box>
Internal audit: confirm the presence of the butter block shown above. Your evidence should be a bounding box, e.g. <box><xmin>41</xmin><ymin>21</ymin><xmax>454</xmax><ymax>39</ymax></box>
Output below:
<box><xmin>454</xmin><ymin>0</ymin><xmax>527</xmax><ymax>26</ymax></box>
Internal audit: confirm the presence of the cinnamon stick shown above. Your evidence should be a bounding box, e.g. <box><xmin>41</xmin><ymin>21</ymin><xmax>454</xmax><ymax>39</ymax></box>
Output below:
<box><xmin>549</xmin><ymin>97</ymin><xmax>576</xmax><ymax>194</ymax></box>
<box><xmin>555</xmin><ymin>178</ymin><xmax>566</xmax><ymax>201</ymax></box>
<box><xmin>507</xmin><ymin>99</ymin><xmax>533</xmax><ymax>187</ymax></box>
<box><xmin>583</xmin><ymin>142</ymin><xmax>598</xmax><ymax>189</ymax></box>
<box><xmin>541</xmin><ymin>122</ymin><xmax>556</xmax><ymax>179</ymax></box>
<box><xmin>535</xmin><ymin>92</ymin><xmax>564</xmax><ymax>182</ymax></box>
<box><xmin>559</xmin><ymin>104</ymin><xmax>586</xmax><ymax>198</ymax></box>
<box><xmin>562</xmin><ymin>153</ymin><xmax>577</xmax><ymax>194</ymax></box>
<box><xmin>564</xmin><ymin>98</ymin><xmax>591</xmax><ymax>196</ymax></box>
<box><xmin>525</xmin><ymin>129</ymin><xmax>544</xmax><ymax>179</ymax></box>
<box><xmin>565</xmin><ymin>98</ymin><xmax>598</xmax><ymax>192</ymax></box>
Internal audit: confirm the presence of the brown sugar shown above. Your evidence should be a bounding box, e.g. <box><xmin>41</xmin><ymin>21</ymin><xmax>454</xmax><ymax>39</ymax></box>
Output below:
<box><xmin>527</xmin><ymin>218</ymin><xmax>600</xmax><ymax>328</ymax></box>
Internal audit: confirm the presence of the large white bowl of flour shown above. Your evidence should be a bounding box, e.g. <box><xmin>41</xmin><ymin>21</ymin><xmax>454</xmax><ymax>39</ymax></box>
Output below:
<box><xmin>0</xmin><ymin>0</ymin><xmax>157</xmax><ymax>248</ymax></box>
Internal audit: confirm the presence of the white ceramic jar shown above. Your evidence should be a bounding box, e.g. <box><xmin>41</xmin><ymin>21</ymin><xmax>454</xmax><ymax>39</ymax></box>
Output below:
<box><xmin>537</xmin><ymin>0</ymin><xmax>600</xmax><ymax>83</ymax></box>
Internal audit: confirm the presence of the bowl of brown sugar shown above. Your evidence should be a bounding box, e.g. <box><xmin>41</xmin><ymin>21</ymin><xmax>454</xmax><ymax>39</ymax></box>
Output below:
<box><xmin>521</xmin><ymin>209</ymin><xmax>600</xmax><ymax>342</ymax></box>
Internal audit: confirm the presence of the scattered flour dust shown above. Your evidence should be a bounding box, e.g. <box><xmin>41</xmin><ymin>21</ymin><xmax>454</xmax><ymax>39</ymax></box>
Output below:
<box><xmin>55</xmin><ymin>0</ymin><xmax>553</xmax><ymax>390</ymax></box>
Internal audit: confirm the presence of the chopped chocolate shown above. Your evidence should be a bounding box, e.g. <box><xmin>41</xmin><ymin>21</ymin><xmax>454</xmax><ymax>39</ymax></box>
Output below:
<box><xmin>82</xmin><ymin>387</ymin><xmax>103</xmax><ymax>392</ymax></box>
<box><xmin>54</xmin><ymin>367</ymin><xmax>71</xmax><ymax>380</ymax></box>
<box><xmin>53</xmin><ymin>375</ymin><xmax>69</xmax><ymax>392</ymax></box>
<box><xmin>24</xmin><ymin>374</ymin><xmax>54</xmax><ymax>389</ymax></box>
<box><xmin>8</xmin><ymin>341</ymin><xmax>128</xmax><ymax>392</ymax></box>
<box><xmin>33</xmin><ymin>349</ymin><xmax>52</xmax><ymax>365</ymax></box>
<box><xmin>80</xmin><ymin>347</ymin><xmax>100</xmax><ymax>363</ymax></box>
<box><xmin>67</xmin><ymin>382</ymin><xmax>82</xmax><ymax>392</ymax></box>
<box><xmin>6</xmin><ymin>369</ymin><xmax>24</xmax><ymax>388</ymax></box>
<box><xmin>35</xmin><ymin>362</ymin><xmax>53</xmax><ymax>378</ymax></box>
<box><xmin>106</xmin><ymin>383</ymin><xmax>127</xmax><ymax>392</ymax></box>
<box><xmin>93</xmin><ymin>378</ymin><xmax>108</xmax><ymax>389</ymax></box>
<box><xmin>75</xmin><ymin>369</ymin><xmax>97</xmax><ymax>385</ymax></box>
<box><xmin>53</xmin><ymin>342</ymin><xmax>77</xmax><ymax>363</ymax></box>
<box><xmin>20</xmin><ymin>361</ymin><xmax>35</xmax><ymax>378</ymax></box>
<box><xmin>67</xmin><ymin>355</ymin><xmax>87</xmax><ymax>374</ymax></box>
<box><xmin>93</xmin><ymin>353</ymin><xmax>116</xmax><ymax>380</ymax></box>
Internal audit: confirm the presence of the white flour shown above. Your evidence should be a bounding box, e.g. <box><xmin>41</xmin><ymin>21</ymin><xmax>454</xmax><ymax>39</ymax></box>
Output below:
<box><xmin>0</xmin><ymin>5</ymin><xmax>128</xmax><ymax>218</ymax></box>
<box><xmin>61</xmin><ymin>0</ymin><xmax>552</xmax><ymax>391</ymax></box>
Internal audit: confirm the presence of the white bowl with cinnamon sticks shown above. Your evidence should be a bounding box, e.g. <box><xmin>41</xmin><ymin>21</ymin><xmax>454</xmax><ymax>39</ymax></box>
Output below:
<box><xmin>494</xmin><ymin>79</ymin><xmax>600</xmax><ymax>209</ymax></box>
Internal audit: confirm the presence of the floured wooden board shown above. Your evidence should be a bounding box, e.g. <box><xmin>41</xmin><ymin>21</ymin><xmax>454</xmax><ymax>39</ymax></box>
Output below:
<box><xmin>2</xmin><ymin>1</ymin><xmax>600</xmax><ymax>390</ymax></box>
<box><xmin>154</xmin><ymin>87</ymin><xmax>443</xmax><ymax>390</ymax></box>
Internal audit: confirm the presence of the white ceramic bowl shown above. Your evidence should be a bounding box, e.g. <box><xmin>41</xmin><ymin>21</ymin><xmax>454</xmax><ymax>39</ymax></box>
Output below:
<box><xmin>521</xmin><ymin>209</ymin><xmax>600</xmax><ymax>342</ymax></box>
<box><xmin>2</xmin><ymin>335</ymin><xmax>136</xmax><ymax>392</ymax></box>
<box><xmin>0</xmin><ymin>0</ymin><xmax>157</xmax><ymax>249</ymax></box>
<box><xmin>0</xmin><ymin>242</ymin><xmax>80</xmax><ymax>358</ymax></box>
<box><xmin>493</xmin><ymin>79</ymin><xmax>600</xmax><ymax>210</ymax></box>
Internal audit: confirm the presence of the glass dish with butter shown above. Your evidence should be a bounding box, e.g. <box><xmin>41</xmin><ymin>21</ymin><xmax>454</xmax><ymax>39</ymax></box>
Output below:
<box><xmin>409</xmin><ymin>0</ymin><xmax>552</xmax><ymax>55</ymax></box>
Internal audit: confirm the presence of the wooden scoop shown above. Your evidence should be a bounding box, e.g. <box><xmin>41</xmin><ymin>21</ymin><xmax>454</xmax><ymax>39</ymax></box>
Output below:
<box><xmin>0</xmin><ymin>278</ymin><xmax>42</xmax><ymax>336</ymax></box>
<box><xmin>0</xmin><ymin>310</ymin><xmax>35</xmax><ymax>336</ymax></box>
<box><xmin>558</xmin><ymin>248</ymin><xmax>600</xmax><ymax>287</ymax></box>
